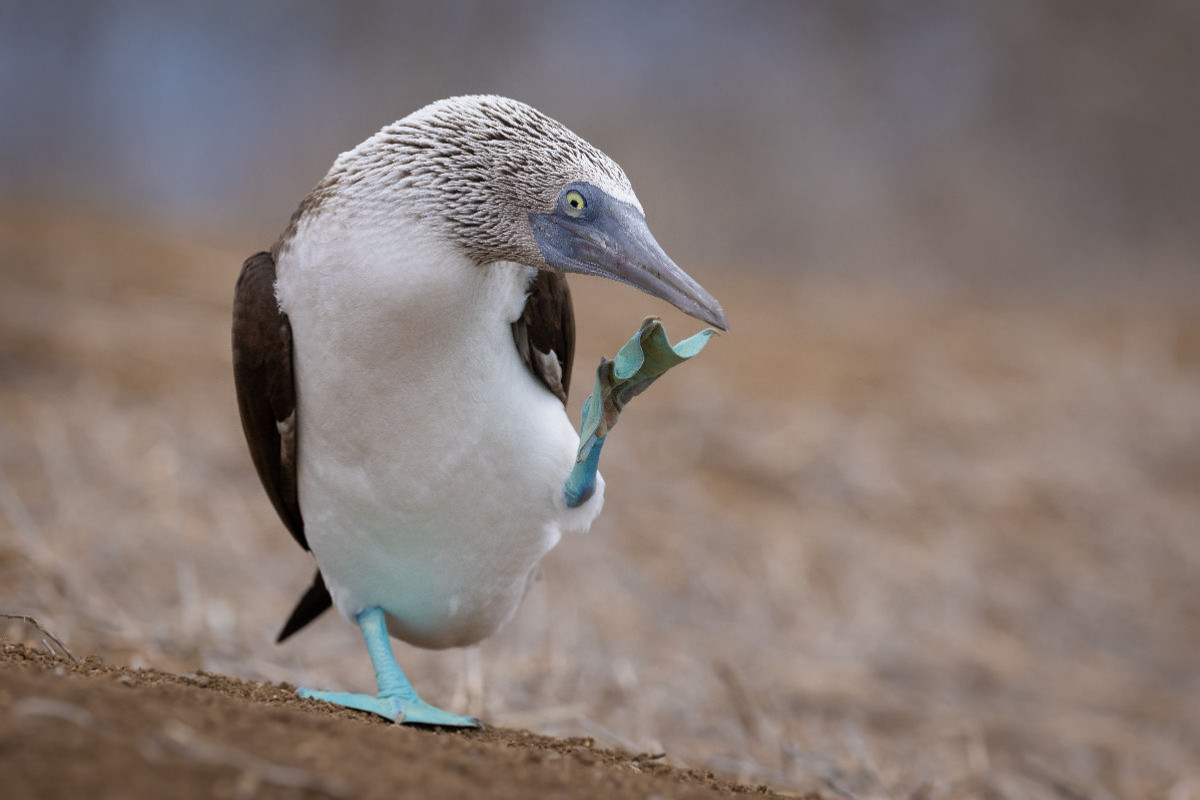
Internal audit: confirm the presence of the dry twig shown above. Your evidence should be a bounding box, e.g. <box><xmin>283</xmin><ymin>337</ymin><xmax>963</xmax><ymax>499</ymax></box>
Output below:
<box><xmin>1</xmin><ymin>611</ymin><xmax>80</xmax><ymax>662</ymax></box>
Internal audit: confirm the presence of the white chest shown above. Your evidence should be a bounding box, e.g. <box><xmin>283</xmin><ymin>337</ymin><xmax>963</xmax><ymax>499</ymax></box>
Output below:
<box><xmin>274</xmin><ymin>213</ymin><xmax>603</xmax><ymax>649</ymax></box>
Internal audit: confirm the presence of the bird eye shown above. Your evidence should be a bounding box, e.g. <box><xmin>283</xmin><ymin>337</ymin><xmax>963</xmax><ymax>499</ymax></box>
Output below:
<box><xmin>564</xmin><ymin>190</ymin><xmax>586</xmax><ymax>217</ymax></box>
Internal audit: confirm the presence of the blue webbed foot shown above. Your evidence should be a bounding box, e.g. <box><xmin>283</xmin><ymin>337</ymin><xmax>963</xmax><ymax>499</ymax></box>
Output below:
<box><xmin>298</xmin><ymin>688</ymin><xmax>480</xmax><ymax>727</ymax></box>
<box><xmin>565</xmin><ymin>317</ymin><xmax>716</xmax><ymax>506</ymax></box>
<box><xmin>296</xmin><ymin>606</ymin><xmax>480</xmax><ymax>728</ymax></box>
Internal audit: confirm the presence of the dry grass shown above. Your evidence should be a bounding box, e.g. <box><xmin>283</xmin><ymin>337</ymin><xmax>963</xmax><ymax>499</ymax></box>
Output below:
<box><xmin>2</xmin><ymin>207</ymin><xmax>1199</xmax><ymax>798</ymax></box>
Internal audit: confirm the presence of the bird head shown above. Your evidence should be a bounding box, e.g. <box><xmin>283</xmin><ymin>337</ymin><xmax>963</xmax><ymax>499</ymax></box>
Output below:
<box><xmin>339</xmin><ymin>95</ymin><xmax>727</xmax><ymax>331</ymax></box>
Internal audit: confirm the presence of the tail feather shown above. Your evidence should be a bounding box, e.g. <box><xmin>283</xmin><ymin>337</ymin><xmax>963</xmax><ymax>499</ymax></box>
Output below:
<box><xmin>276</xmin><ymin>569</ymin><xmax>333</xmax><ymax>643</ymax></box>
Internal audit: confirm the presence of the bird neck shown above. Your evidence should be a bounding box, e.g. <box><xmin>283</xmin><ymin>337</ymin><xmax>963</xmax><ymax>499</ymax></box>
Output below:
<box><xmin>276</xmin><ymin>209</ymin><xmax>536</xmax><ymax>367</ymax></box>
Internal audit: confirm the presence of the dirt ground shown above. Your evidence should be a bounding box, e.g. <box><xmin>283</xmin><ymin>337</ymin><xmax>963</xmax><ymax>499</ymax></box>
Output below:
<box><xmin>2</xmin><ymin>641</ymin><xmax>780</xmax><ymax>799</ymax></box>
<box><xmin>2</xmin><ymin>207</ymin><xmax>1199</xmax><ymax>798</ymax></box>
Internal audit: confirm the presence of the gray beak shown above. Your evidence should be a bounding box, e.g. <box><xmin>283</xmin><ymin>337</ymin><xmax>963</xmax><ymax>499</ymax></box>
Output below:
<box><xmin>529</xmin><ymin>191</ymin><xmax>729</xmax><ymax>331</ymax></box>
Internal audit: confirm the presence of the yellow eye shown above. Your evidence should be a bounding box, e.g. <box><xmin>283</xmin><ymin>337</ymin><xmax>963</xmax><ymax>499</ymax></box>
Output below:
<box><xmin>564</xmin><ymin>190</ymin><xmax>586</xmax><ymax>216</ymax></box>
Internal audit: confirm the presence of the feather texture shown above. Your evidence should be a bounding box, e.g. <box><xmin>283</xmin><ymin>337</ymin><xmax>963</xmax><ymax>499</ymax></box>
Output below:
<box><xmin>512</xmin><ymin>270</ymin><xmax>575</xmax><ymax>405</ymax></box>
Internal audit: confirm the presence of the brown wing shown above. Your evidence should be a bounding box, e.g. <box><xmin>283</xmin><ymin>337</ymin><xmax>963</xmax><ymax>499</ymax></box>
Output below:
<box><xmin>232</xmin><ymin>251</ymin><xmax>305</xmax><ymax>547</ymax></box>
<box><xmin>232</xmin><ymin>251</ymin><xmax>331</xmax><ymax>641</ymax></box>
<box><xmin>512</xmin><ymin>270</ymin><xmax>575</xmax><ymax>405</ymax></box>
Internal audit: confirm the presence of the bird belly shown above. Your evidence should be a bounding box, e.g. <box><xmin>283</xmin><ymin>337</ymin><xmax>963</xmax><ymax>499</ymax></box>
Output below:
<box><xmin>299</xmin><ymin>387</ymin><xmax>600</xmax><ymax>649</ymax></box>
<box><xmin>280</xmin><ymin>245</ymin><xmax>603</xmax><ymax>649</ymax></box>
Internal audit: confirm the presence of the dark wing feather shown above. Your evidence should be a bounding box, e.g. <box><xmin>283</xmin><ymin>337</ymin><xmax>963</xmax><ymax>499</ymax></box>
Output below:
<box><xmin>512</xmin><ymin>271</ymin><xmax>575</xmax><ymax>405</ymax></box>
<box><xmin>232</xmin><ymin>251</ymin><xmax>331</xmax><ymax>640</ymax></box>
<box><xmin>275</xmin><ymin>570</ymin><xmax>331</xmax><ymax>643</ymax></box>
<box><xmin>233</xmin><ymin>252</ymin><xmax>305</xmax><ymax>546</ymax></box>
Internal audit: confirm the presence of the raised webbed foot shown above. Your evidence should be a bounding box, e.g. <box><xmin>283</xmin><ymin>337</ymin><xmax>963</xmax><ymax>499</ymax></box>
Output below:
<box><xmin>564</xmin><ymin>317</ymin><xmax>716</xmax><ymax>506</ymax></box>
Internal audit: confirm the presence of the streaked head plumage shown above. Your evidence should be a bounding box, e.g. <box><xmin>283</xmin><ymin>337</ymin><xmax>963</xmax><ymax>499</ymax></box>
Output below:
<box><xmin>280</xmin><ymin>95</ymin><xmax>727</xmax><ymax>330</ymax></box>
<box><xmin>294</xmin><ymin>95</ymin><xmax>640</xmax><ymax>267</ymax></box>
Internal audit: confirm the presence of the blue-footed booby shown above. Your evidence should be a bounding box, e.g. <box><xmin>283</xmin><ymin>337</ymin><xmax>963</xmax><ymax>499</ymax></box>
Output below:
<box><xmin>232</xmin><ymin>95</ymin><xmax>727</xmax><ymax>726</ymax></box>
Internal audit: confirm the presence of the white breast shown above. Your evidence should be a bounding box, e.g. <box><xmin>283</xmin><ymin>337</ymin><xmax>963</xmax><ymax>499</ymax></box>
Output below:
<box><xmin>275</xmin><ymin>210</ymin><xmax>604</xmax><ymax>649</ymax></box>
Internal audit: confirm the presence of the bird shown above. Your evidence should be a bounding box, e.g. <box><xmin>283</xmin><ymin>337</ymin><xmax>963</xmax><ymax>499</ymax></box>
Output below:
<box><xmin>232</xmin><ymin>95</ymin><xmax>727</xmax><ymax>726</ymax></box>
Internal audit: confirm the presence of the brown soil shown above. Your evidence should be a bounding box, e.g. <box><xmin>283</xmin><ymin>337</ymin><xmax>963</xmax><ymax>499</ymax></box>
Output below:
<box><xmin>1</xmin><ymin>642</ymin><xmax>790</xmax><ymax>800</ymax></box>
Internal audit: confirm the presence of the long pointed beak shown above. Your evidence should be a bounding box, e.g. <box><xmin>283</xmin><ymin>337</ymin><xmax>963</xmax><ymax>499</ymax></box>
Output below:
<box><xmin>530</xmin><ymin>196</ymin><xmax>728</xmax><ymax>331</ymax></box>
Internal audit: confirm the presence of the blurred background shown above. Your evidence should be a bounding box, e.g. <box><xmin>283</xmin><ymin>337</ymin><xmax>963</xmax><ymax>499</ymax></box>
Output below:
<box><xmin>2</xmin><ymin>2</ymin><xmax>1198</xmax><ymax>798</ymax></box>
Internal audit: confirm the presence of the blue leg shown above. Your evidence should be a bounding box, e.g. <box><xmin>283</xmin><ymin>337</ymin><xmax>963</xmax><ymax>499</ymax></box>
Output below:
<box><xmin>564</xmin><ymin>436</ymin><xmax>605</xmax><ymax>507</ymax></box>
<box><xmin>298</xmin><ymin>607</ymin><xmax>479</xmax><ymax>727</ymax></box>
<box><xmin>565</xmin><ymin>318</ymin><xmax>716</xmax><ymax>508</ymax></box>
